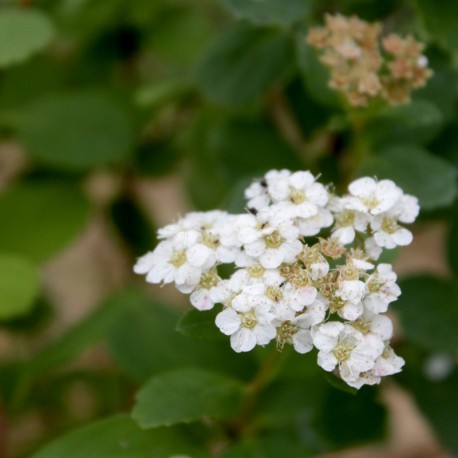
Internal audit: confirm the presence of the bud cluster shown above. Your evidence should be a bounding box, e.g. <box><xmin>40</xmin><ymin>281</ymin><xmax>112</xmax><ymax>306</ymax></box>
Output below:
<box><xmin>306</xmin><ymin>14</ymin><xmax>433</xmax><ymax>106</ymax></box>
<box><xmin>134</xmin><ymin>170</ymin><xmax>419</xmax><ymax>389</ymax></box>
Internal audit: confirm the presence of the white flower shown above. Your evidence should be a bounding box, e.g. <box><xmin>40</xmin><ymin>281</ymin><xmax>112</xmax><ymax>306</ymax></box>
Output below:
<box><xmin>346</xmin><ymin>177</ymin><xmax>402</xmax><ymax>215</ymax></box>
<box><xmin>134</xmin><ymin>237</ymin><xmax>209</xmax><ymax>291</ymax></box>
<box><xmin>351</xmin><ymin>309</ymin><xmax>393</xmax><ymax>341</ymax></box>
<box><xmin>331</xmin><ymin>197</ymin><xmax>369</xmax><ymax>244</ymax></box>
<box><xmin>312</xmin><ymin>322</ymin><xmax>384</xmax><ymax>382</ymax></box>
<box><xmin>364</xmin><ymin>236</ymin><xmax>383</xmax><ymax>260</ymax></box>
<box><xmin>370</xmin><ymin>215</ymin><xmax>413</xmax><ymax>249</ymax></box>
<box><xmin>390</xmin><ymin>194</ymin><xmax>420</xmax><ymax>224</ymax></box>
<box><xmin>336</xmin><ymin>279</ymin><xmax>366</xmax><ymax>303</ymax></box>
<box><xmin>237</xmin><ymin>215</ymin><xmax>302</xmax><ymax>269</ymax></box>
<box><xmin>215</xmin><ymin>303</ymin><xmax>276</xmax><ymax>352</ymax></box>
<box><xmin>297</xmin><ymin>208</ymin><xmax>334</xmax><ymax>236</ymax></box>
<box><xmin>372</xmin><ymin>345</ymin><xmax>405</xmax><ymax>377</ymax></box>
<box><xmin>363</xmin><ymin>264</ymin><xmax>400</xmax><ymax>313</ymax></box>
<box><xmin>189</xmin><ymin>269</ymin><xmax>222</xmax><ymax>311</ymax></box>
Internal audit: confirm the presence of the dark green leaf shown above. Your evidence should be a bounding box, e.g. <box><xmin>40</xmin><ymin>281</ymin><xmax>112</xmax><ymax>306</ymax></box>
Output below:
<box><xmin>314</xmin><ymin>386</ymin><xmax>386</xmax><ymax>449</ymax></box>
<box><xmin>132</xmin><ymin>368</ymin><xmax>244</xmax><ymax>428</ymax></box>
<box><xmin>0</xmin><ymin>254</ymin><xmax>39</xmax><ymax>320</ymax></box>
<box><xmin>16</xmin><ymin>93</ymin><xmax>133</xmax><ymax>170</ymax></box>
<box><xmin>296</xmin><ymin>31</ymin><xmax>341</xmax><ymax>107</ymax></box>
<box><xmin>110</xmin><ymin>196</ymin><xmax>155</xmax><ymax>257</ymax></box>
<box><xmin>24</xmin><ymin>289</ymin><xmax>138</xmax><ymax>376</ymax></box>
<box><xmin>394</xmin><ymin>276</ymin><xmax>458</xmax><ymax>352</ymax></box>
<box><xmin>0</xmin><ymin>182</ymin><xmax>90</xmax><ymax>262</ymax></box>
<box><xmin>414</xmin><ymin>0</ymin><xmax>458</xmax><ymax>49</ymax></box>
<box><xmin>108</xmin><ymin>294</ymin><xmax>256</xmax><ymax>381</ymax></box>
<box><xmin>448</xmin><ymin>205</ymin><xmax>458</xmax><ymax>276</ymax></box>
<box><xmin>176</xmin><ymin>307</ymin><xmax>225</xmax><ymax>341</ymax></box>
<box><xmin>400</xmin><ymin>348</ymin><xmax>458</xmax><ymax>455</ymax></box>
<box><xmin>363</xmin><ymin>100</ymin><xmax>443</xmax><ymax>148</ymax></box>
<box><xmin>220</xmin><ymin>0</ymin><xmax>312</xmax><ymax>27</ymax></box>
<box><xmin>221</xmin><ymin>435</ymin><xmax>312</xmax><ymax>457</ymax></box>
<box><xmin>197</xmin><ymin>25</ymin><xmax>293</xmax><ymax>107</ymax></box>
<box><xmin>0</xmin><ymin>9</ymin><xmax>54</xmax><ymax>67</ymax></box>
<box><xmin>357</xmin><ymin>145</ymin><xmax>457</xmax><ymax>210</ymax></box>
<box><xmin>323</xmin><ymin>372</ymin><xmax>358</xmax><ymax>395</ymax></box>
<box><xmin>32</xmin><ymin>414</ymin><xmax>209</xmax><ymax>458</ymax></box>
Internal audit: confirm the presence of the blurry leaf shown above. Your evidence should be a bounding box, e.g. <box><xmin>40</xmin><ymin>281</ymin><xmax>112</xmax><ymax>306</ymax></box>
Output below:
<box><xmin>296</xmin><ymin>32</ymin><xmax>341</xmax><ymax>107</ymax></box>
<box><xmin>314</xmin><ymin>386</ymin><xmax>386</xmax><ymax>449</ymax></box>
<box><xmin>0</xmin><ymin>254</ymin><xmax>39</xmax><ymax>320</ymax></box>
<box><xmin>134</xmin><ymin>79</ymin><xmax>191</xmax><ymax>109</ymax></box>
<box><xmin>394</xmin><ymin>276</ymin><xmax>458</xmax><ymax>352</ymax></box>
<box><xmin>132</xmin><ymin>368</ymin><xmax>244</xmax><ymax>428</ymax></box>
<box><xmin>16</xmin><ymin>94</ymin><xmax>133</xmax><ymax>170</ymax></box>
<box><xmin>0</xmin><ymin>9</ymin><xmax>54</xmax><ymax>67</ymax></box>
<box><xmin>197</xmin><ymin>25</ymin><xmax>293</xmax><ymax>107</ymax></box>
<box><xmin>220</xmin><ymin>0</ymin><xmax>312</xmax><ymax>27</ymax></box>
<box><xmin>358</xmin><ymin>145</ymin><xmax>457</xmax><ymax>210</ymax></box>
<box><xmin>108</xmin><ymin>294</ymin><xmax>256</xmax><ymax>382</ymax></box>
<box><xmin>221</xmin><ymin>435</ymin><xmax>312</xmax><ymax>457</ymax></box>
<box><xmin>148</xmin><ymin>9</ymin><xmax>215</xmax><ymax>64</ymax></box>
<box><xmin>0</xmin><ymin>182</ymin><xmax>90</xmax><ymax>262</ymax></box>
<box><xmin>24</xmin><ymin>289</ymin><xmax>137</xmax><ymax>377</ymax></box>
<box><xmin>414</xmin><ymin>0</ymin><xmax>458</xmax><ymax>50</ymax></box>
<box><xmin>400</xmin><ymin>348</ymin><xmax>458</xmax><ymax>455</ymax></box>
<box><xmin>448</xmin><ymin>205</ymin><xmax>458</xmax><ymax>276</ymax></box>
<box><xmin>32</xmin><ymin>414</ymin><xmax>208</xmax><ymax>458</ymax></box>
<box><xmin>363</xmin><ymin>100</ymin><xmax>443</xmax><ymax>148</ymax></box>
<box><xmin>110</xmin><ymin>195</ymin><xmax>155</xmax><ymax>257</ymax></box>
<box><xmin>323</xmin><ymin>373</ymin><xmax>357</xmax><ymax>395</ymax></box>
<box><xmin>134</xmin><ymin>138</ymin><xmax>182</xmax><ymax>177</ymax></box>
<box><xmin>176</xmin><ymin>308</ymin><xmax>225</xmax><ymax>341</ymax></box>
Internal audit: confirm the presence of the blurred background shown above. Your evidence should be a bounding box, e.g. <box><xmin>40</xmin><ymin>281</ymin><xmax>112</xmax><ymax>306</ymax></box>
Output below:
<box><xmin>0</xmin><ymin>0</ymin><xmax>457</xmax><ymax>457</ymax></box>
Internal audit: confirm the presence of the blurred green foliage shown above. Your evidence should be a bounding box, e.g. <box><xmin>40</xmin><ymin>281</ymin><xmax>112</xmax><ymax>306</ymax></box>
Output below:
<box><xmin>0</xmin><ymin>0</ymin><xmax>457</xmax><ymax>456</ymax></box>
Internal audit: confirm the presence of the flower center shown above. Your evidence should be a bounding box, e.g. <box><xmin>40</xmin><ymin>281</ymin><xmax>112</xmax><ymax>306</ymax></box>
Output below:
<box><xmin>277</xmin><ymin>321</ymin><xmax>296</xmax><ymax>348</ymax></box>
<box><xmin>169</xmin><ymin>250</ymin><xmax>186</xmax><ymax>267</ymax></box>
<box><xmin>241</xmin><ymin>311</ymin><xmax>257</xmax><ymax>330</ymax></box>
<box><xmin>290</xmin><ymin>188</ymin><xmax>306</xmax><ymax>204</ymax></box>
<box><xmin>264</xmin><ymin>230</ymin><xmax>283</xmax><ymax>249</ymax></box>
<box><xmin>339</xmin><ymin>264</ymin><xmax>359</xmax><ymax>280</ymax></box>
<box><xmin>266</xmin><ymin>286</ymin><xmax>283</xmax><ymax>302</ymax></box>
<box><xmin>247</xmin><ymin>264</ymin><xmax>265</xmax><ymax>278</ymax></box>
<box><xmin>202</xmin><ymin>231</ymin><xmax>220</xmax><ymax>249</ymax></box>
<box><xmin>336</xmin><ymin>210</ymin><xmax>355</xmax><ymax>227</ymax></box>
<box><xmin>199</xmin><ymin>269</ymin><xmax>219</xmax><ymax>289</ymax></box>
<box><xmin>380</xmin><ymin>217</ymin><xmax>399</xmax><ymax>234</ymax></box>
<box><xmin>332</xmin><ymin>342</ymin><xmax>355</xmax><ymax>362</ymax></box>
<box><xmin>362</xmin><ymin>195</ymin><xmax>380</xmax><ymax>211</ymax></box>
<box><xmin>352</xmin><ymin>318</ymin><xmax>371</xmax><ymax>334</ymax></box>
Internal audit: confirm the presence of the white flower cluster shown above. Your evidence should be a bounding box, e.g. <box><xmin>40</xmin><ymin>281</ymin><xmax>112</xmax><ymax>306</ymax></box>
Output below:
<box><xmin>134</xmin><ymin>170</ymin><xmax>419</xmax><ymax>389</ymax></box>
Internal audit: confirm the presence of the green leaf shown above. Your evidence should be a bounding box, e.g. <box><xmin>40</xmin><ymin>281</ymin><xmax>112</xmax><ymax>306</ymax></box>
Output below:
<box><xmin>220</xmin><ymin>0</ymin><xmax>312</xmax><ymax>27</ymax></box>
<box><xmin>197</xmin><ymin>25</ymin><xmax>293</xmax><ymax>108</ymax></box>
<box><xmin>363</xmin><ymin>100</ymin><xmax>443</xmax><ymax>148</ymax></box>
<box><xmin>393</xmin><ymin>276</ymin><xmax>458</xmax><ymax>352</ymax></box>
<box><xmin>296</xmin><ymin>31</ymin><xmax>341</xmax><ymax>107</ymax></box>
<box><xmin>323</xmin><ymin>372</ymin><xmax>357</xmax><ymax>395</ymax></box>
<box><xmin>357</xmin><ymin>145</ymin><xmax>457</xmax><ymax>210</ymax></box>
<box><xmin>0</xmin><ymin>254</ymin><xmax>39</xmax><ymax>320</ymax></box>
<box><xmin>15</xmin><ymin>93</ymin><xmax>133</xmax><ymax>170</ymax></box>
<box><xmin>176</xmin><ymin>308</ymin><xmax>225</xmax><ymax>341</ymax></box>
<box><xmin>400</xmin><ymin>348</ymin><xmax>458</xmax><ymax>455</ymax></box>
<box><xmin>32</xmin><ymin>414</ymin><xmax>208</xmax><ymax>458</ymax></box>
<box><xmin>0</xmin><ymin>9</ymin><xmax>54</xmax><ymax>67</ymax></box>
<box><xmin>0</xmin><ymin>182</ymin><xmax>90</xmax><ymax>262</ymax></box>
<box><xmin>132</xmin><ymin>368</ymin><xmax>244</xmax><ymax>428</ymax></box>
<box><xmin>108</xmin><ymin>294</ymin><xmax>256</xmax><ymax>382</ymax></box>
<box><xmin>448</xmin><ymin>205</ymin><xmax>458</xmax><ymax>276</ymax></box>
<box><xmin>24</xmin><ymin>289</ymin><xmax>137</xmax><ymax>377</ymax></box>
<box><xmin>414</xmin><ymin>0</ymin><xmax>458</xmax><ymax>50</ymax></box>
<box><xmin>314</xmin><ymin>386</ymin><xmax>387</xmax><ymax>449</ymax></box>
<box><xmin>221</xmin><ymin>435</ymin><xmax>312</xmax><ymax>457</ymax></box>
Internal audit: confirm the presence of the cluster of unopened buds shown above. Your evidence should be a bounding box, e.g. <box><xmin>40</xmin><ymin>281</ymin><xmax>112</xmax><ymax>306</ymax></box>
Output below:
<box><xmin>306</xmin><ymin>14</ymin><xmax>433</xmax><ymax>106</ymax></box>
<box><xmin>134</xmin><ymin>170</ymin><xmax>419</xmax><ymax>389</ymax></box>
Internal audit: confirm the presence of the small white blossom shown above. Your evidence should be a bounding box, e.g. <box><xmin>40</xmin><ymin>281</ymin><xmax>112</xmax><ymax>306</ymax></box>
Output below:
<box><xmin>364</xmin><ymin>264</ymin><xmax>400</xmax><ymax>313</ymax></box>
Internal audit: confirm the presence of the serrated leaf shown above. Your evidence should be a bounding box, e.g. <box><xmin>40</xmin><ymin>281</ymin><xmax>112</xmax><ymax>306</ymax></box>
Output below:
<box><xmin>0</xmin><ymin>254</ymin><xmax>39</xmax><ymax>320</ymax></box>
<box><xmin>176</xmin><ymin>308</ymin><xmax>225</xmax><ymax>341</ymax></box>
<box><xmin>357</xmin><ymin>145</ymin><xmax>457</xmax><ymax>210</ymax></box>
<box><xmin>197</xmin><ymin>25</ymin><xmax>293</xmax><ymax>107</ymax></box>
<box><xmin>220</xmin><ymin>0</ymin><xmax>312</xmax><ymax>27</ymax></box>
<box><xmin>393</xmin><ymin>276</ymin><xmax>458</xmax><ymax>352</ymax></box>
<box><xmin>0</xmin><ymin>9</ymin><xmax>54</xmax><ymax>67</ymax></box>
<box><xmin>32</xmin><ymin>414</ymin><xmax>209</xmax><ymax>458</ymax></box>
<box><xmin>15</xmin><ymin>93</ymin><xmax>133</xmax><ymax>170</ymax></box>
<box><xmin>0</xmin><ymin>182</ymin><xmax>90</xmax><ymax>262</ymax></box>
<box><xmin>132</xmin><ymin>368</ymin><xmax>244</xmax><ymax>428</ymax></box>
